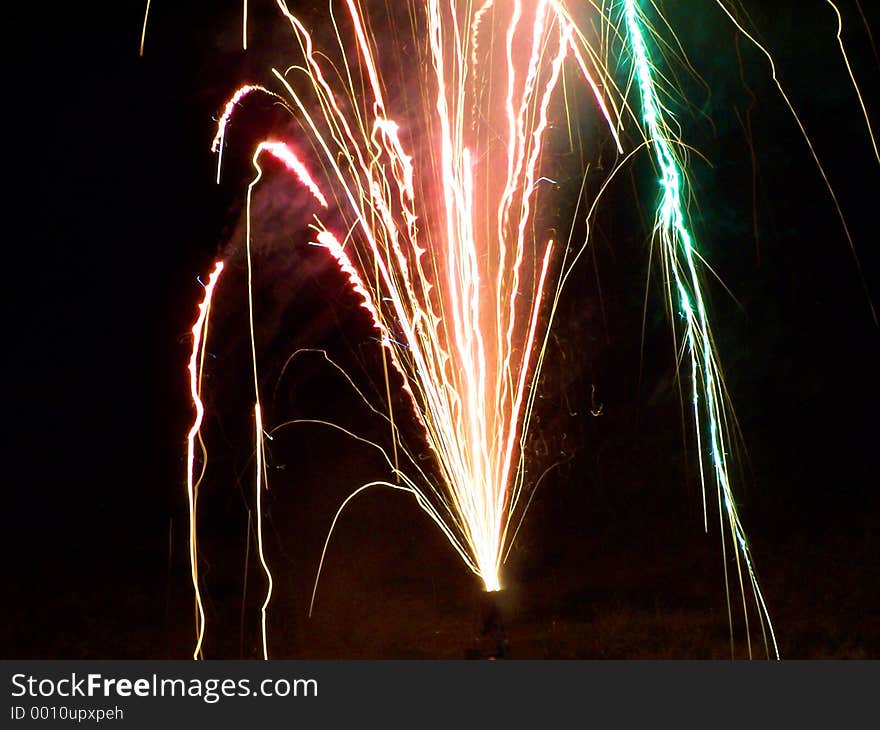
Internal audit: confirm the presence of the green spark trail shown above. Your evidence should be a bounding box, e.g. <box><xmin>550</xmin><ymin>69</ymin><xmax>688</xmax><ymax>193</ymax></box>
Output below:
<box><xmin>622</xmin><ymin>0</ymin><xmax>779</xmax><ymax>659</ymax></box>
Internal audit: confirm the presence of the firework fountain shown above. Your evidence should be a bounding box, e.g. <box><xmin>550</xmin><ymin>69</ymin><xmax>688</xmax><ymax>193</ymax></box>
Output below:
<box><xmin>180</xmin><ymin>0</ymin><xmax>879</xmax><ymax>659</ymax></box>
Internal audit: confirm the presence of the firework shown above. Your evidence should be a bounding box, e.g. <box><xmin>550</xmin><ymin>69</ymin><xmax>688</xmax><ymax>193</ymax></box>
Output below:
<box><xmin>196</xmin><ymin>0</ymin><xmax>624</xmax><ymax>656</ymax></box>
<box><xmin>178</xmin><ymin>0</ymin><xmax>872</xmax><ymax>659</ymax></box>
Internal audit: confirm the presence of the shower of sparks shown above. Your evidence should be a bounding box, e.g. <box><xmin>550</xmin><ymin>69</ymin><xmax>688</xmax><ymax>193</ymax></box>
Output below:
<box><xmin>212</xmin><ymin>0</ymin><xmax>626</xmax><ymax>650</ymax></box>
<box><xmin>175</xmin><ymin>0</ymin><xmax>878</xmax><ymax>659</ymax></box>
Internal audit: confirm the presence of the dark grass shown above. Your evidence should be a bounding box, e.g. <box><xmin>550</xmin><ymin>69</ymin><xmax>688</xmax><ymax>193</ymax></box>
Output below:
<box><xmin>4</xmin><ymin>487</ymin><xmax>876</xmax><ymax>659</ymax></box>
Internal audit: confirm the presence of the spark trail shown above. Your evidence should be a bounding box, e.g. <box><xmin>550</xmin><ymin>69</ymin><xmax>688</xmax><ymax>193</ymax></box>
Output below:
<box><xmin>185</xmin><ymin>259</ymin><xmax>224</xmax><ymax>660</ymax></box>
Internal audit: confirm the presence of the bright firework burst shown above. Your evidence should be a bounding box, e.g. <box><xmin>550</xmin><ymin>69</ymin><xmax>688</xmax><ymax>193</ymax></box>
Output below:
<box><xmin>181</xmin><ymin>0</ymin><xmax>876</xmax><ymax>660</ymax></box>
<box><xmin>234</xmin><ymin>0</ymin><xmax>621</xmax><ymax>639</ymax></box>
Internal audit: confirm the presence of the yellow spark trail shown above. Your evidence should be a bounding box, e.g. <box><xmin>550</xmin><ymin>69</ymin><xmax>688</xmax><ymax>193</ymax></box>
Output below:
<box><xmin>185</xmin><ymin>259</ymin><xmax>224</xmax><ymax>660</ymax></box>
<box><xmin>825</xmin><ymin>0</ymin><xmax>879</xmax><ymax>165</ymax></box>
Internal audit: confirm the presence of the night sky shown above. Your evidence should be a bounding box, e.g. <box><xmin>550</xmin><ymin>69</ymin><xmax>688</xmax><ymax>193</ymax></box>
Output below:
<box><xmin>4</xmin><ymin>1</ymin><xmax>878</xmax><ymax>659</ymax></box>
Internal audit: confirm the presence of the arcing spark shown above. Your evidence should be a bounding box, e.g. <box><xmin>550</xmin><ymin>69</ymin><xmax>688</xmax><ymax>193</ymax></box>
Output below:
<box><xmin>622</xmin><ymin>0</ymin><xmax>778</xmax><ymax>658</ymax></box>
